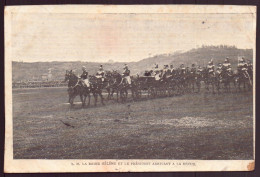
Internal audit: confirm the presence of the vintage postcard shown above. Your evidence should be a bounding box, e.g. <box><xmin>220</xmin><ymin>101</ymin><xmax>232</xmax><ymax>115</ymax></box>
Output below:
<box><xmin>4</xmin><ymin>5</ymin><xmax>256</xmax><ymax>172</ymax></box>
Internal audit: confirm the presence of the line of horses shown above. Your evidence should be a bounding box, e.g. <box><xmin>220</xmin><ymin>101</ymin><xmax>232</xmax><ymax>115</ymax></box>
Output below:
<box><xmin>64</xmin><ymin>67</ymin><xmax>253</xmax><ymax>107</ymax></box>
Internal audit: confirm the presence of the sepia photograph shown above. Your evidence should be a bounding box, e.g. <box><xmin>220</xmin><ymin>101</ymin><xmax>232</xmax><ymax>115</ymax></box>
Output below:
<box><xmin>4</xmin><ymin>5</ymin><xmax>256</xmax><ymax>172</ymax></box>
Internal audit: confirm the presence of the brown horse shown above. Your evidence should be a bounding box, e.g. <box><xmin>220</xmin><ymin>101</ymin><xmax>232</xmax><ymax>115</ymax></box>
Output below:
<box><xmin>64</xmin><ymin>70</ymin><xmax>89</xmax><ymax>107</ymax></box>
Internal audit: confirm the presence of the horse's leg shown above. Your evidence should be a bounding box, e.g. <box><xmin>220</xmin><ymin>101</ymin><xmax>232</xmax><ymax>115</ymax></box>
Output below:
<box><xmin>93</xmin><ymin>92</ymin><xmax>97</xmax><ymax>106</ymax></box>
<box><xmin>99</xmin><ymin>91</ymin><xmax>105</xmax><ymax>105</ymax></box>
<box><xmin>131</xmin><ymin>88</ymin><xmax>135</xmax><ymax>101</ymax></box>
<box><xmin>70</xmin><ymin>94</ymin><xmax>76</xmax><ymax>106</ymax></box>
<box><xmin>238</xmin><ymin>80</ymin><xmax>241</xmax><ymax>92</ymax></box>
<box><xmin>116</xmin><ymin>90</ymin><xmax>119</xmax><ymax>102</ymax></box>
<box><xmin>212</xmin><ymin>82</ymin><xmax>215</xmax><ymax>94</ymax></box>
<box><xmin>68</xmin><ymin>95</ymin><xmax>71</xmax><ymax>104</ymax></box>
<box><xmin>106</xmin><ymin>88</ymin><xmax>110</xmax><ymax>100</ymax></box>
<box><xmin>80</xmin><ymin>94</ymin><xmax>85</xmax><ymax>107</ymax></box>
<box><xmin>87</xmin><ymin>93</ymin><xmax>90</xmax><ymax>106</ymax></box>
<box><xmin>125</xmin><ymin>89</ymin><xmax>128</xmax><ymax>101</ymax></box>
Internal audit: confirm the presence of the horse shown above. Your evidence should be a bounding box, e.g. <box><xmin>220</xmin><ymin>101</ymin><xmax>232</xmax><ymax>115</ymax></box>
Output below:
<box><xmin>64</xmin><ymin>70</ymin><xmax>90</xmax><ymax>107</ymax></box>
<box><xmin>189</xmin><ymin>71</ymin><xmax>201</xmax><ymax>93</ymax></box>
<box><xmin>88</xmin><ymin>75</ymin><xmax>105</xmax><ymax>106</ymax></box>
<box><xmin>110</xmin><ymin>71</ymin><xmax>138</xmax><ymax>102</ymax></box>
<box><xmin>236</xmin><ymin>69</ymin><xmax>252</xmax><ymax>92</ymax></box>
<box><xmin>104</xmin><ymin>70</ymin><xmax>119</xmax><ymax>100</ymax></box>
<box><xmin>218</xmin><ymin>69</ymin><xmax>237</xmax><ymax>92</ymax></box>
<box><xmin>202</xmin><ymin>68</ymin><xmax>218</xmax><ymax>94</ymax></box>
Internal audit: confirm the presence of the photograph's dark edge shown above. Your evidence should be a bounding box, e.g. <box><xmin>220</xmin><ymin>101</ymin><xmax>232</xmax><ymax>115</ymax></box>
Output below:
<box><xmin>1</xmin><ymin>0</ymin><xmax>4</xmax><ymax>176</ymax></box>
<box><xmin>1</xmin><ymin>1</ymin><xmax>260</xmax><ymax>177</ymax></box>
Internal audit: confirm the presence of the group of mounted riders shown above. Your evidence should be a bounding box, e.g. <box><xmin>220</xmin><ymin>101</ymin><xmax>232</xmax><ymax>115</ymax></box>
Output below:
<box><xmin>65</xmin><ymin>57</ymin><xmax>253</xmax><ymax>107</ymax></box>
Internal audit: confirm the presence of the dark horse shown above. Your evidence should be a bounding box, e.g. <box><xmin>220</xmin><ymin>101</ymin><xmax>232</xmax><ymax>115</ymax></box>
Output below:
<box><xmin>64</xmin><ymin>70</ymin><xmax>91</xmax><ymax>107</ymax></box>
<box><xmin>219</xmin><ymin>70</ymin><xmax>237</xmax><ymax>92</ymax></box>
<box><xmin>236</xmin><ymin>69</ymin><xmax>252</xmax><ymax>92</ymax></box>
<box><xmin>88</xmin><ymin>75</ymin><xmax>105</xmax><ymax>106</ymax></box>
<box><xmin>110</xmin><ymin>71</ymin><xmax>137</xmax><ymax>102</ymax></box>
<box><xmin>202</xmin><ymin>68</ymin><xmax>219</xmax><ymax>94</ymax></box>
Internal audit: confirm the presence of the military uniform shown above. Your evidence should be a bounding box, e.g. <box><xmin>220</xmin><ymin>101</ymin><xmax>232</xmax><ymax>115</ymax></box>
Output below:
<box><xmin>197</xmin><ymin>66</ymin><xmax>203</xmax><ymax>74</ymax></box>
<box><xmin>190</xmin><ymin>64</ymin><xmax>196</xmax><ymax>75</ymax></box>
<box><xmin>216</xmin><ymin>64</ymin><xmax>222</xmax><ymax>76</ymax></box>
<box><xmin>96</xmin><ymin>65</ymin><xmax>105</xmax><ymax>81</ymax></box>
<box><xmin>123</xmin><ymin>65</ymin><xmax>131</xmax><ymax>84</ymax></box>
<box><xmin>207</xmin><ymin>60</ymin><xmax>215</xmax><ymax>75</ymax></box>
<box><xmin>81</xmin><ymin>67</ymin><xmax>90</xmax><ymax>87</ymax></box>
<box><xmin>180</xmin><ymin>64</ymin><xmax>186</xmax><ymax>75</ymax></box>
<box><xmin>170</xmin><ymin>65</ymin><xmax>175</xmax><ymax>75</ymax></box>
<box><xmin>237</xmin><ymin>58</ymin><xmax>248</xmax><ymax>72</ymax></box>
<box><xmin>222</xmin><ymin>58</ymin><xmax>232</xmax><ymax>74</ymax></box>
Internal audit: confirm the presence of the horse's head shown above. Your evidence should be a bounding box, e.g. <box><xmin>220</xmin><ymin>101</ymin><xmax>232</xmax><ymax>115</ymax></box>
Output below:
<box><xmin>65</xmin><ymin>70</ymin><xmax>78</xmax><ymax>84</ymax></box>
<box><xmin>64</xmin><ymin>70</ymin><xmax>71</xmax><ymax>82</ymax></box>
<box><xmin>105</xmin><ymin>71</ymin><xmax>112</xmax><ymax>78</ymax></box>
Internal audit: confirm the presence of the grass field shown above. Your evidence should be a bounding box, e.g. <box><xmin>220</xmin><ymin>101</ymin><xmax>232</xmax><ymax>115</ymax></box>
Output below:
<box><xmin>12</xmin><ymin>87</ymin><xmax>253</xmax><ymax>159</ymax></box>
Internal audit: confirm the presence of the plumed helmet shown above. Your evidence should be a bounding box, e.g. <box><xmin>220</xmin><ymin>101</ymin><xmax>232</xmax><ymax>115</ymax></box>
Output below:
<box><xmin>225</xmin><ymin>57</ymin><xmax>229</xmax><ymax>62</ymax></box>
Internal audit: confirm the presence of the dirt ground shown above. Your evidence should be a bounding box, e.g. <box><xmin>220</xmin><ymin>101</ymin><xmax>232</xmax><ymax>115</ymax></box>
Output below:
<box><xmin>12</xmin><ymin>87</ymin><xmax>253</xmax><ymax>159</ymax></box>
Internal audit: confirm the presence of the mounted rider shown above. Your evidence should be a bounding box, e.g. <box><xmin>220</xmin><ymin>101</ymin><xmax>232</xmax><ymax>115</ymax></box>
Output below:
<box><xmin>247</xmin><ymin>59</ymin><xmax>253</xmax><ymax>71</ymax></box>
<box><xmin>197</xmin><ymin>66</ymin><xmax>203</xmax><ymax>74</ymax></box>
<box><xmin>215</xmin><ymin>63</ymin><xmax>223</xmax><ymax>81</ymax></box>
<box><xmin>207</xmin><ymin>59</ymin><xmax>215</xmax><ymax>76</ymax></box>
<box><xmin>96</xmin><ymin>65</ymin><xmax>105</xmax><ymax>82</ymax></box>
<box><xmin>216</xmin><ymin>63</ymin><xmax>222</xmax><ymax>75</ymax></box>
<box><xmin>153</xmin><ymin>63</ymin><xmax>161</xmax><ymax>80</ymax></box>
<box><xmin>162</xmin><ymin>65</ymin><xmax>170</xmax><ymax>78</ymax></box>
<box><xmin>222</xmin><ymin>57</ymin><xmax>232</xmax><ymax>75</ymax></box>
<box><xmin>170</xmin><ymin>64</ymin><xmax>175</xmax><ymax>75</ymax></box>
<box><xmin>122</xmin><ymin>64</ymin><xmax>131</xmax><ymax>85</ymax></box>
<box><xmin>237</xmin><ymin>57</ymin><xmax>248</xmax><ymax>73</ymax></box>
<box><xmin>80</xmin><ymin>66</ymin><xmax>90</xmax><ymax>87</ymax></box>
<box><xmin>247</xmin><ymin>59</ymin><xmax>253</xmax><ymax>79</ymax></box>
<box><xmin>180</xmin><ymin>64</ymin><xmax>186</xmax><ymax>75</ymax></box>
<box><xmin>190</xmin><ymin>64</ymin><xmax>197</xmax><ymax>75</ymax></box>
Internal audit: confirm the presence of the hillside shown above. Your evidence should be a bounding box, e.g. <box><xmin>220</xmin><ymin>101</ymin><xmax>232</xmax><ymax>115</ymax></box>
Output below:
<box><xmin>12</xmin><ymin>46</ymin><xmax>253</xmax><ymax>82</ymax></box>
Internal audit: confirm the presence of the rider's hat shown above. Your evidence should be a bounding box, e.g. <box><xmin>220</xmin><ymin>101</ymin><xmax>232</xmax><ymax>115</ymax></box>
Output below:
<box><xmin>225</xmin><ymin>57</ymin><xmax>229</xmax><ymax>62</ymax></box>
<box><xmin>82</xmin><ymin>66</ymin><xmax>87</xmax><ymax>70</ymax></box>
<box><xmin>238</xmin><ymin>57</ymin><xmax>244</xmax><ymax>63</ymax></box>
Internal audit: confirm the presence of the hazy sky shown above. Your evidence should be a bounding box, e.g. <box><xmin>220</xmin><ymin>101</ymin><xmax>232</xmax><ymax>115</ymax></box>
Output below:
<box><xmin>11</xmin><ymin>12</ymin><xmax>255</xmax><ymax>62</ymax></box>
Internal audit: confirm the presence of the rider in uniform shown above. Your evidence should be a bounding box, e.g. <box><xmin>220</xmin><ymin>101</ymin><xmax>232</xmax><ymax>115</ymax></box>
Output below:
<box><xmin>190</xmin><ymin>64</ymin><xmax>197</xmax><ymax>75</ymax></box>
<box><xmin>247</xmin><ymin>59</ymin><xmax>253</xmax><ymax>79</ymax></box>
<box><xmin>162</xmin><ymin>65</ymin><xmax>170</xmax><ymax>77</ymax></box>
<box><xmin>153</xmin><ymin>64</ymin><xmax>161</xmax><ymax>80</ymax></box>
<box><xmin>222</xmin><ymin>57</ymin><xmax>232</xmax><ymax>75</ymax></box>
<box><xmin>96</xmin><ymin>65</ymin><xmax>105</xmax><ymax>82</ymax></box>
<box><xmin>80</xmin><ymin>66</ymin><xmax>90</xmax><ymax>87</ymax></box>
<box><xmin>170</xmin><ymin>64</ymin><xmax>175</xmax><ymax>75</ymax></box>
<box><xmin>207</xmin><ymin>59</ymin><xmax>215</xmax><ymax>76</ymax></box>
<box><xmin>197</xmin><ymin>65</ymin><xmax>203</xmax><ymax>74</ymax></box>
<box><xmin>237</xmin><ymin>57</ymin><xmax>248</xmax><ymax>72</ymax></box>
<box><xmin>237</xmin><ymin>57</ymin><xmax>249</xmax><ymax>79</ymax></box>
<box><xmin>215</xmin><ymin>63</ymin><xmax>223</xmax><ymax>80</ymax></box>
<box><xmin>122</xmin><ymin>64</ymin><xmax>131</xmax><ymax>85</ymax></box>
<box><xmin>180</xmin><ymin>64</ymin><xmax>186</xmax><ymax>75</ymax></box>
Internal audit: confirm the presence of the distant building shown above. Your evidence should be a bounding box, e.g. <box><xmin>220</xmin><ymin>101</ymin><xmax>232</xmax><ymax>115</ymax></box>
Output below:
<box><xmin>41</xmin><ymin>68</ymin><xmax>53</xmax><ymax>81</ymax></box>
